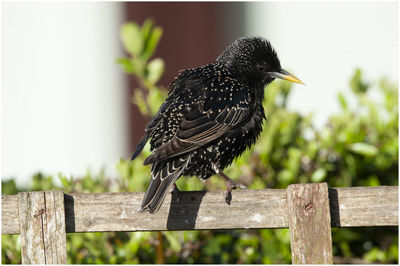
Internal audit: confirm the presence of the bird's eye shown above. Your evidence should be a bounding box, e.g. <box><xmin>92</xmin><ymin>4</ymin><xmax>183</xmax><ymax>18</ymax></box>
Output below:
<box><xmin>257</xmin><ymin>64</ymin><xmax>267</xmax><ymax>72</ymax></box>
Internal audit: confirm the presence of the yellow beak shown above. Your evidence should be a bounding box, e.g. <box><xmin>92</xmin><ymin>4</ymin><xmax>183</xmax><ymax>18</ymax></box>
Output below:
<box><xmin>271</xmin><ymin>69</ymin><xmax>305</xmax><ymax>85</ymax></box>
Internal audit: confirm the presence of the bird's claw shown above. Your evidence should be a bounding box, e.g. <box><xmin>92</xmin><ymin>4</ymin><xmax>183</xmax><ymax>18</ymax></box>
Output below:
<box><xmin>224</xmin><ymin>190</ymin><xmax>232</xmax><ymax>205</ymax></box>
<box><xmin>224</xmin><ymin>180</ymin><xmax>247</xmax><ymax>205</ymax></box>
<box><xmin>237</xmin><ymin>183</ymin><xmax>247</xmax><ymax>189</ymax></box>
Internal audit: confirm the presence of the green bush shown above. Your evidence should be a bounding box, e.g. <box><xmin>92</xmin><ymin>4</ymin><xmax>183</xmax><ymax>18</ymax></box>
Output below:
<box><xmin>2</xmin><ymin>20</ymin><xmax>398</xmax><ymax>264</ymax></box>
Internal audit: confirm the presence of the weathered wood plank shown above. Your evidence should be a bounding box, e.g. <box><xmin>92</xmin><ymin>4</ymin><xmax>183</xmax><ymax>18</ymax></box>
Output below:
<box><xmin>43</xmin><ymin>191</ymin><xmax>67</xmax><ymax>264</ymax></box>
<box><xmin>329</xmin><ymin>186</ymin><xmax>399</xmax><ymax>227</ymax></box>
<box><xmin>64</xmin><ymin>189</ymin><xmax>288</xmax><ymax>232</ymax></box>
<box><xmin>2</xmin><ymin>195</ymin><xmax>19</xmax><ymax>234</ymax></box>
<box><xmin>3</xmin><ymin>186</ymin><xmax>397</xmax><ymax>234</ymax></box>
<box><xmin>287</xmin><ymin>183</ymin><xmax>333</xmax><ymax>264</ymax></box>
<box><xmin>18</xmin><ymin>191</ymin><xmax>67</xmax><ymax>264</ymax></box>
<box><xmin>19</xmin><ymin>191</ymin><xmax>46</xmax><ymax>264</ymax></box>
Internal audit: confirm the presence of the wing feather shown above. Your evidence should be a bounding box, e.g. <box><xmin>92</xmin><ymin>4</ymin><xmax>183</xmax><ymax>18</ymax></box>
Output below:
<box><xmin>143</xmin><ymin>103</ymin><xmax>251</xmax><ymax>165</ymax></box>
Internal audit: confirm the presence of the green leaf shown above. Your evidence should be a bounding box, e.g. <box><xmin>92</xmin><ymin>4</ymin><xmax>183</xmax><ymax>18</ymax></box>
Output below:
<box><xmin>140</xmin><ymin>19</ymin><xmax>154</xmax><ymax>42</ymax></box>
<box><xmin>286</xmin><ymin>147</ymin><xmax>301</xmax><ymax>178</ymax></box>
<box><xmin>311</xmin><ymin>168</ymin><xmax>327</xmax><ymax>182</ymax></box>
<box><xmin>115</xmin><ymin>58</ymin><xmax>134</xmax><ymax>74</ymax></box>
<box><xmin>350</xmin><ymin>68</ymin><xmax>369</xmax><ymax>94</ymax></box>
<box><xmin>142</xmin><ymin>26</ymin><xmax>163</xmax><ymax>60</ymax></box>
<box><xmin>132</xmin><ymin>89</ymin><xmax>149</xmax><ymax>116</ymax></box>
<box><xmin>147</xmin><ymin>86</ymin><xmax>166</xmax><ymax>115</ymax></box>
<box><xmin>366</xmin><ymin>175</ymin><xmax>380</xmax><ymax>186</ymax></box>
<box><xmin>131</xmin><ymin>58</ymin><xmax>146</xmax><ymax>76</ymax></box>
<box><xmin>364</xmin><ymin>247</ymin><xmax>386</xmax><ymax>262</ymax></box>
<box><xmin>337</xmin><ymin>92</ymin><xmax>348</xmax><ymax>111</ymax></box>
<box><xmin>120</xmin><ymin>22</ymin><xmax>143</xmax><ymax>56</ymax></box>
<box><xmin>164</xmin><ymin>232</ymin><xmax>181</xmax><ymax>252</ymax></box>
<box><xmin>58</xmin><ymin>173</ymin><xmax>70</xmax><ymax>188</ymax></box>
<box><xmin>278</xmin><ymin>169</ymin><xmax>293</xmax><ymax>185</ymax></box>
<box><xmin>146</xmin><ymin>58</ymin><xmax>164</xmax><ymax>84</ymax></box>
<box><xmin>348</xmin><ymin>142</ymin><xmax>378</xmax><ymax>156</ymax></box>
<box><xmin>1</xmin><ymin>179</ymin><xmax>18</xmax><ymax>195</ymax></box>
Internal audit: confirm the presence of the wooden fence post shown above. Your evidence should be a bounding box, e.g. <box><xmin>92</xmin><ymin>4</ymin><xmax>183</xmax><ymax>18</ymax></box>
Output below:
<box><xmin>1</xmin><ymin>185</ymin><xmax>395</xmax><ymax>263</ymax></box>
<box><xmin>287</xmin><ymin>183</ymin><xmax>333</xmax><ymax>264</ymax></box>
<box><xmin>18</xmin><ymin>191</ymin><xmax>67</xmax><ymax>264</ymax></box>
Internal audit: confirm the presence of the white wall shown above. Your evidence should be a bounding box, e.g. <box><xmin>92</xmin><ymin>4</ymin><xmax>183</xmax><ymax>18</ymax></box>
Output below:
<box><xmin>245</xmin><ymin>2</ymin><xmax>398</xmax><ymax>127</ymax></box>
<box><xmin>2</xmin><ymin>2</ymin><xmax>128</xmax><ymax>184</ymax></box>
<box><xmin>2</xmin><ymin>2</ymin><xmax>398</xmax><ymax>184</ymax></box>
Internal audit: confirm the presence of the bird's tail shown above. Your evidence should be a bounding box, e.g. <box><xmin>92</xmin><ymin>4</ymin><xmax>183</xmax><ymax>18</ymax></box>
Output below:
<box><xmin>131</xmin><ymin>134</ymin><xmax>150</xmax><ymax>161</ymax></box>
<box><xmin>139</xmin><ymin>155</ymin><xmax>190</xmax><ymax>213</ymax></box>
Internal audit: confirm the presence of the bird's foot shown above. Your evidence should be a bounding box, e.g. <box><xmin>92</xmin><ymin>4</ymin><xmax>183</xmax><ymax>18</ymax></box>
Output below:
<box><xmin>212</xmin><ymin>164</ymin><xmax>247</xmax><ymax>205</ymax></box>
<box><xmin>223</xmin><ymin>178</ymin><xmax>247</xmax><ymax>205</ymax></box>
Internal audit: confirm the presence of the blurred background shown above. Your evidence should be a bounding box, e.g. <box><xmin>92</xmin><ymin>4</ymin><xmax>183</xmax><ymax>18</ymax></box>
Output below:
<box><xmin>2</xmin><ymin>1</ymin><xmax>397</xmax><ymax>184</ymax></box>
<box><xmin>2</xmin><ymin>2</ymin><xmax>398</xmax><ymax>264</ymax></box>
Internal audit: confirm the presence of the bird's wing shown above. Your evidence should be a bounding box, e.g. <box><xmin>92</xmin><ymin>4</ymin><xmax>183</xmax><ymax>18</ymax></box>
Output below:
<box><xmin>131</xmin><ymin>93</ymin><xmax>175</xmax><ymax>161</ymax></box>
<box><xmin>132</xmin><ymin>64</ymin><xmax>219</xmax><ymax>161</ymax></box>
<box><xmin>143</xmin><ymin>95</ymin><xmax>252</xmax><ymax>165</ymax></box>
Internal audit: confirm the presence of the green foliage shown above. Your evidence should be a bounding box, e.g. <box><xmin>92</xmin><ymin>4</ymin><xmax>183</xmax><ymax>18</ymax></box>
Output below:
<box><xmin>2</xmin><ymin>20</ymin><xmax>398</xmax><ymax>264</ymax></box>
<box><xmin>116</xmin><ymin>19</ymin><xmax>167</xmax><ymax>117</ymax></box>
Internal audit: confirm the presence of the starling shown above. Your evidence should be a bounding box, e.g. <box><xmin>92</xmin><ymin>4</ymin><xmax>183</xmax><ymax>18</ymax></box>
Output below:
<box><xmin>132</xmin><ymin>36</ymin><xmax>304</xmax><ymax>213</ymax></box>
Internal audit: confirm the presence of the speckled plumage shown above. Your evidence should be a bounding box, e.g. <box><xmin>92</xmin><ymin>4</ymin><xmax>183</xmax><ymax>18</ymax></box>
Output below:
<box><xmin>131</xmin><ymin>37</ymin><xmax>302</xmax><ymax>213</ymax></box>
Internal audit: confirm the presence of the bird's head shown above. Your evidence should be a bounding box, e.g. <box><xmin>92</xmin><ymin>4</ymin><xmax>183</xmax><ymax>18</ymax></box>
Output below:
<box><xmin>217</xmin><ymin>36</ymin><xmax>304</xmax><ymax>86</ymax></box>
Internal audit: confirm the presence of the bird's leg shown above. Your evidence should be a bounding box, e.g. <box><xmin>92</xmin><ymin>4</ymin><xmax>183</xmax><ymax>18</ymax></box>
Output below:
<box><xmin>212</xmin><ymin>164</ymin><xmax>247</xmax><ymax>205</ymax></box>
<box><xmin>219</xmin><ymin>171</ymin><xmax>247</xmax><ymax>205</ymax></box>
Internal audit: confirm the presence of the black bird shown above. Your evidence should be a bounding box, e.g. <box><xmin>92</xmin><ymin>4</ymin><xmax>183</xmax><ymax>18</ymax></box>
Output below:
<box><xmin>132</xmin><ymin>36</ymin><xmax>304</xmax><ymax>213</ymax></box>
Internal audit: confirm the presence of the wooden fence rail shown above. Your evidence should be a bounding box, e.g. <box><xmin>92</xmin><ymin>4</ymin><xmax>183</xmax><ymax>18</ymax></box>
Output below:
<box><xmin>2</xmin><ymin>183</ymin><xmax>398</xmax><ymax>264</ymax></box>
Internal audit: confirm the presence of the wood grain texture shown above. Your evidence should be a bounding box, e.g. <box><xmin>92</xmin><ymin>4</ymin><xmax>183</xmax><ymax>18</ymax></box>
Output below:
<box><xmin>329</xmin><ymin>186</ymin><xmax>399</xmax><ymax>227</ymax></box>
<box><xmin>3</xmin><ymin>186</ymin><xmax>398</xmax><ymax>235</ymax></box>
<box><xmin>1</xmin><ymin>194</ymin><xmax>19</xmax><ymax>234</ymax></box>
<box><xmin>19</xmin><ymin>191</ymin><xmax>46</xmax><ymax>264</ymax></box>
<box><xmin>64</xmin><ymin>189</ymin><xmax>288</xmax><ymax>233</ymax></box>
<box><xmin>43</xmin><ymin>191</ymin><xmax>67</xmax><ymax>264</ymax></box>
<box><xmin>287</xmin><ymin>183</ymin><xmax>333</xmax><ymax>264</ymax></box>
<box><xmin>18</xmin><ymin>191</ymin><xmax>67</xmax><ymax>264</ymax></box>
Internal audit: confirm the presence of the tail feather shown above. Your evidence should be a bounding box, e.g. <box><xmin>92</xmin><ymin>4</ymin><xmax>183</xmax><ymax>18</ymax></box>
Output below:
<box><xmin>131</xmin><ymin>134</ymin><xmax>150</xmax><ymax>161</ymax></box>
<box><xmin>139</xmin><ymin>155</ymin><xmax>190</xmax><ymax>213</ymax></box>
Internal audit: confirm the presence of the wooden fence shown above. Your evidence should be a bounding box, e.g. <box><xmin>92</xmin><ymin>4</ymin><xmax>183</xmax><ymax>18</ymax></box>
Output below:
<box><xmin>2</xmin><ymin>183</ymin><xmax>398</xmax><ymax>264</ymax></box>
